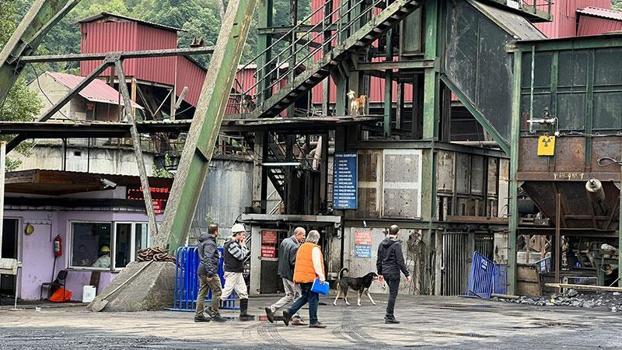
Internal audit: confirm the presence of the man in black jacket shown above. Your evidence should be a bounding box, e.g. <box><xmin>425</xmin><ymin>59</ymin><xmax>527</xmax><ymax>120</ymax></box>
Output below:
<box><xmin>377</xmin><ymin>225</ymin><xmax>412</xmax><ymax>324</ymax></box>
<box><xmin>265</xmin><ymin>227</ymin><xmax>306</xmax><ymax>324</ymax></box>
<box><xmin>221</xmin><ymin>223</ymin><xmax>254</xmax><ymax>321</ymax></box>
<box><xmin>195</xmin><ymin>224</ymin><xmax>226</xmax><ymax>322</ymax></box>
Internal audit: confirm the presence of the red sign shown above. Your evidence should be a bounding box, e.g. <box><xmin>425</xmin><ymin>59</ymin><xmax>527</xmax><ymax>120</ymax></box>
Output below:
<box><xmin>261</xmin><ymin>230</ymin><xmax>278</xmax><ymax>245</ymax></box>
<box><xmin>127</xmin><ymin>186</ymin><xmax>171</xmax><ymax>214</ymax></box>
<box><xmin>261</xmin><ymin>245</ymin><xmax>277</xmax><ymax>258</ymax></box>
<box><xmin>355</xmin><ymin>231</ymin><xmax>372</xmax><ymax>245</ymax></box>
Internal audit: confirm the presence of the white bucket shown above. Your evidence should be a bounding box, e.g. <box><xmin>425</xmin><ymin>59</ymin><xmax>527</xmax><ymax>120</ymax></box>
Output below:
<box><xmin>82</xmin><ymin>285</ymin><xmax>96</xmax><ymax>303</ymax></box>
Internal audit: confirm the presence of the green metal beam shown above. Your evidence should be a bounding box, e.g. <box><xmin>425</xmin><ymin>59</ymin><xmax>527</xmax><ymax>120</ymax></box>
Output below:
<box><xmin>510</xmin><ymin>34</ymin><xmax>622</xmax><ymax>52</ymax></box>
<box><xmin>0</xmin><ymin>0</ymin><xmax>80</xmax><ymax>102</ymax></box>
<box><xmin>155</xmin><ymin>0</ymin><xmax>258</xmax><ymax>252</ymax></box>
<box><xmin>440</xmin><ymin>75</ymin><xmax>511</xmax><ymax>155</ymax></box>
<box><xmin>508</xmin><ymin>51</ymin><xmax>523</xmax><ymax>295</ymax></box>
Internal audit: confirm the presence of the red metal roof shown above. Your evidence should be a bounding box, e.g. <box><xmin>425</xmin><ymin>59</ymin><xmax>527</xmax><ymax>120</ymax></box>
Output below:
<box><xmin>78</xmin><ymin>12</ymin><xmax>182</xmax><ymax>32</ymax></box>
<box><xmin>577</xmin><ymin>6</ymin><xmax>622</xmax><ymax>21</ymax></box>
<box><xmin>47</xmin><ymin>72</ymin><xmax>142</xmax><ymax>108</ymax></box>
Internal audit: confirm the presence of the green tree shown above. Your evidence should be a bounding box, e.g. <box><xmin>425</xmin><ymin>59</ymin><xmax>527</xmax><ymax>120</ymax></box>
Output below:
<box><xmin>614</xmin><ymin>0</ymin><xmax>622</xmax><ymax>11</ymax></box>
<box><xmin>0</xmin><ymin>0</ymin><xmax>43</xmax><ymax>170</ymax></box>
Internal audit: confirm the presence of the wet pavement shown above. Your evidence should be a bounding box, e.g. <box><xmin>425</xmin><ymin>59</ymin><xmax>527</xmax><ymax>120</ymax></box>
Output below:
<box><xmin>1</xmin><ymin>295</ymin><xmax>620</xmax><ymax>349</ymax></box>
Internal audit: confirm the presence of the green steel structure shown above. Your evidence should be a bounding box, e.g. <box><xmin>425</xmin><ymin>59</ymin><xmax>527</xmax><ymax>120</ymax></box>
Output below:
<box><xmin>6</xmin><ymin>0</ymin><xmax>622</xmax><ymax>296</ymax></box>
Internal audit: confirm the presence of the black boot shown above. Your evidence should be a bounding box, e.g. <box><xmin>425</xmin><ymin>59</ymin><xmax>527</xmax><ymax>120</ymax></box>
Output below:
<box><xmin>207</xmin><ymin>307</ymin><xmax>227</xmax><ymax>323</ymax></box>
<box><xmin>239</xmin><ymin>299</ymin><xmax>254</xmax><ymax>321</ymax></box>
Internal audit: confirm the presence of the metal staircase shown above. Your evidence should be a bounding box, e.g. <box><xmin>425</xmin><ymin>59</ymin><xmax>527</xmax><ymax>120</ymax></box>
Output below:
<box><xmin>235</xmin><ymin>0</ymin><xmax>421</xmax><ymax>118</ymax></box>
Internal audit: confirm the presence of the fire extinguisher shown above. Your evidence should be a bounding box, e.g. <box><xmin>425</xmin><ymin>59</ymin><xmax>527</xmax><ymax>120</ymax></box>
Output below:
<box><xmin>53</xmin><ymin>235</ymin><xmax>63</xmax><ymax>257</ymax></box>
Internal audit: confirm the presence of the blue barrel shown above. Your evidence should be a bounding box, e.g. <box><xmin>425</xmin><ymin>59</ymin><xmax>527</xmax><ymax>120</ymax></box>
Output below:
<box><xmin>171</xmin><ymin>246</ymin><xmax>238</xmax><ymax>311</ymax></box>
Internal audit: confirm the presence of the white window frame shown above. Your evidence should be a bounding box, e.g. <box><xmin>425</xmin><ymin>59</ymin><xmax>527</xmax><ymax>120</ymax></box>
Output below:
<box><xmin>68</xmin><ymin>220</ymin><xmax>113</xmax><ymax>271</ymax></box>
<box><xmin>113</xmin><ymin>222</ymin><xmax>149</xmax><ymax>270</ymax></box>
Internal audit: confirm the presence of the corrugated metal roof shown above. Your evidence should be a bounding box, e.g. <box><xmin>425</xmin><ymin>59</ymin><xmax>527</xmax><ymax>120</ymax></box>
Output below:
<box><xmin>47</xmin><ymin>72</ymin><xmax>142</xmax><ymax>109</ymax></box>
<box><xmin>469</xmin><ymin>0</ymin><xmax>547</xmax><ymax>40</ymax></box>
<box><xmin>78</xmin><ymin>12</ymin><xmax>182</xmax><ymax>32</ymax></box>
<box><xmin>578</xmin><ymin>6</ymin><xmax>622</xmax><ymax>21</ymax></box>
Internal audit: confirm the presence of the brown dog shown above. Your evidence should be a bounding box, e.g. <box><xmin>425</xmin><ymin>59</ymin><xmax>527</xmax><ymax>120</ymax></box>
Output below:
<box><xmin>347</xmin><ymin>90</ymin><xmax>367</xmax><ymax>117</ymax></box>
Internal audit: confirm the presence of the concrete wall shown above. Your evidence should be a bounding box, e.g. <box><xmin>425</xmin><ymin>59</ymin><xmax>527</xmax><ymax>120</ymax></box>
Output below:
<box><xmin>13</xmin><ymin>144</ymin><xmax>155</xmax><ymax>176</ymax></box>
<box><xmin>190</xmin><ymin>159</ymin><xmax>253</xmax><ymax>240</ymax></box>
<box><xmin>6</xmin><ymin>208</ymin><xmax>158</xmax><ymax>301</ymax></box>
<box><xmin>342</xmin><ymin>227</ymin><xmax>417</xmax><ymax>295</ymax></box>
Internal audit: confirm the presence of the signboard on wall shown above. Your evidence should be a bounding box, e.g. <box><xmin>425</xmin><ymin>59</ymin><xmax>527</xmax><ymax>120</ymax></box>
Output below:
<box><xmin>261</xmin><ymin>230</ymin><xmax>278</xmax><ymax>245</ymax></box>
<box><xmin>333</xmin><ymin>153</ymin><xmax>358</xmax><ymax>209</ymax></box>
<box><xmin>354</xmin><ymin>231</ymin><xmax>372</xmax><ymax>258</ymax></box>
<box><xmin>127</xmin><ymin>186</ymin><xmax>170</xmax><ymax>214</ymax></box>
<box><xmin>261</xmin><ymin>245</ymin><xmax>277</xmax><ymax>258</ymax></box>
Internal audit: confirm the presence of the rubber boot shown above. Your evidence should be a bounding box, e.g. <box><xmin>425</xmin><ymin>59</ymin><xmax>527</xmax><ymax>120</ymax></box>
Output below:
<box><xmin>239</xmin><ymin>299</ymin><xmax>254</xmax><ymax>321</ymax></box>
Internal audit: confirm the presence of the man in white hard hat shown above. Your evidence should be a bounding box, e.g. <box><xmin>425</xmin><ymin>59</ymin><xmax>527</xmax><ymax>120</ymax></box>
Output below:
<box><xmin>221</xmin><ymin>223</ymin><xmax>254</xmax><ymax>321</ymax></box>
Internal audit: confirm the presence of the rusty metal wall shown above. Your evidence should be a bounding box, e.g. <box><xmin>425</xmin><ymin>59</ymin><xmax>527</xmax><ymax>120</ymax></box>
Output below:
<box><xmin>445</xmin><ymin>0</ymin><xmax>544</xmax><ymax>144</ymax></box>
<box><xmin>518</xmin><ymin>44</ymin><xmax>622</xmax><ymax>227</ymax></box>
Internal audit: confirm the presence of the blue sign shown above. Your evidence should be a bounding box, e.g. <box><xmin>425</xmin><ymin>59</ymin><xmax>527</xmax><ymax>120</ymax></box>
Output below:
<box><xmin>333</xmin><ymin>153</ymin><xmax>358</xmax><ymax>209</ymax></box>
<box><xmin>354</xmin><ymin>245</ymin><xmax>372</xmax><ymax>258</ymax></box>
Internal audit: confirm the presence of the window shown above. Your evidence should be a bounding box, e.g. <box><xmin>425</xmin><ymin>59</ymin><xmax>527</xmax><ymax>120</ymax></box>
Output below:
<box><xmin>71</xmin><ymin>223</ymin><xmax>112</xmax><ymax>268</ymax></box>
<box><xmin>71</xmin><ymin>222</ymin><xmax>148</xmax><ymax>270</ymax></box>
<box><xmin>113</xmin><ymin>222</ymin><xmax>149</xmax><ymax>268</ymax></box>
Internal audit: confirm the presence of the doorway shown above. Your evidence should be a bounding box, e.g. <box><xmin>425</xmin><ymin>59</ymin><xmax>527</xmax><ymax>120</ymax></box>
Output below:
<box><xmin>1</xmin><ymin>219</ymin><xmax>19</xmax><ymax>298</ymax></box>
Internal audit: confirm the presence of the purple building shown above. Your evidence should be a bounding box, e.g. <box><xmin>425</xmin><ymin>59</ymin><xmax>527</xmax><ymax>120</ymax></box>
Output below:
<box><xmin>0</xmin><ymin>170</ymin><xmax>171</xmax><ymax>302</ymax></box>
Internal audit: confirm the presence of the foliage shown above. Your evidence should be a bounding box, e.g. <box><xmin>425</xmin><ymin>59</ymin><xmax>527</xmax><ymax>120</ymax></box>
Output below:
<box><xmin>1</xmin><ymin>0</ymin><xmax>43</xmax><ymax>170</ymax></box>
<box><xmin>614</xmin><ymin>0</ymin><xmax>622</xmax><ymax>11</ymax></box>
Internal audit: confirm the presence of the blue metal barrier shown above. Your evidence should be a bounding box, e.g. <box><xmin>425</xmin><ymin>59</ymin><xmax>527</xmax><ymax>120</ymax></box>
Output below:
<box><xmin>171</xmin><ymin>246</ymin><xmax>238</xmax><ymax>311</ymax></box>
<box><xmin>467</xmin><ymin>251</ymin><xmax>508</xmax><ymax>298</ymax></box>
<box><xmin>467</xmin><ymin>252</ymin><xmax>494</xmax><ymax>298</ymax></box>
<box><xmin>493</xmin><ymin>264</ymin><xmax>507</xmax><ymax>295</ymax></box>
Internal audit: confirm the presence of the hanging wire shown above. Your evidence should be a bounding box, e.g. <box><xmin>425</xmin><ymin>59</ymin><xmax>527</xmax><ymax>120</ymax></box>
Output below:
<box><xmin>597</xmin><ymin>157</ymin><xmax>622</xmax><ymax>167</ymax></box>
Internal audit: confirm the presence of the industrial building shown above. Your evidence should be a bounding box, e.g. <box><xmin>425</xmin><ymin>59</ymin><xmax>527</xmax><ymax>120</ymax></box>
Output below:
<box><xmin>1</xmin><ymin>0</ymin><xmax>622</xmax><ymax>305</ymax></box>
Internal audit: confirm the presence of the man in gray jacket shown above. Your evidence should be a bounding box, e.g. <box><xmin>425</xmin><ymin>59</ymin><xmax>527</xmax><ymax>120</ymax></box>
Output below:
<box><xmin>265</xmin><ymin>227</ymin><xmax>306</xmax><ymax>324</ymax></box>
<box><xmin>195</xmin><ymin>224</ymin><xmax>226</xmax><ymax>322</ymax></box>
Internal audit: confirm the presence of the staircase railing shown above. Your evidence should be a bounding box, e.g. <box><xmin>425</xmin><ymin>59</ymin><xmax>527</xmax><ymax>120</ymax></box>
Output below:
<box><xmin>231</xmin><ymin>0</ymin><xmax>389</xmax><ymax>116</ymax></box>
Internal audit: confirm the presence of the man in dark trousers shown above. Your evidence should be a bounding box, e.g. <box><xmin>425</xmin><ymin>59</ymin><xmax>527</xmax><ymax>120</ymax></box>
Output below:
<box><xmin>195</xmin><ymin>224</ymin><xmax>226</xmax><ymax>322</ymax></box>
<box><xmin>377</xmin><ymin>224</ymin><xmax>412</xmax><ymax>324</ymax></box>
<box><xmin>221</xmin><ymin>223</ymin><xmax>254</xmax><ymax>321</ymax></box>
<box><xmin>265</xmin><ymin>227</ymin><xmax>306</xmax><ymax>325</ymax></box>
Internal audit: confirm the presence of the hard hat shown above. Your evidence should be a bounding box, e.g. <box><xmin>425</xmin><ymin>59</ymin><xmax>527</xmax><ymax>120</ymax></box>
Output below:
<box><xmin>100</xmin><ymin>245</ymin><xmax>111</xmax><ymax>253</ymax></box>
<box><xmin>231</xmin><ymin>223</ymin><xmax>246</xmax><ymax>234</ymax></box>
<box><xmin>389</xmin><ymin>225</ymin><xmax>400</xmax><ymax>235</ymax></box>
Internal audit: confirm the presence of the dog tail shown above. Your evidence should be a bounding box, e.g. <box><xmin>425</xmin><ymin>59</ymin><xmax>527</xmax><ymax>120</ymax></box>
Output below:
<box><xmin>338</xmin><ymin>267</ymin><xmax>349</xmax><ymax>279</ymax></box>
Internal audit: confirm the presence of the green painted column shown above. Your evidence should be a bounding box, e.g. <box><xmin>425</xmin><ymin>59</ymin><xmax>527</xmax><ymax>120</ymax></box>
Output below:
<box><xmin>257</xmin><ymin>0</ymin><xmax>273</xmax><ymax>104</ymax></box>
<box><xmin>156</xmin><ymin>0</ymin><xmax>258</xmax><ymax>252</ymax></box>
<box><xmin>508</xmin><ymin>51</ymin><xmax>523</xmax><ymax>295</ymax></box>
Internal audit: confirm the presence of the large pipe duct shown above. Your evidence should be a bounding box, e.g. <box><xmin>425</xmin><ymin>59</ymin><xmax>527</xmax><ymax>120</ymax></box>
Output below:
<box><xmin>585</xmin><ymin>178</ymin><xmax>605</xmax><ymax>203</ymax></box>
<box><xmin>586</xmin><ymin>178</ymin><xmax>607</xmax><ymax>216</ymax></box>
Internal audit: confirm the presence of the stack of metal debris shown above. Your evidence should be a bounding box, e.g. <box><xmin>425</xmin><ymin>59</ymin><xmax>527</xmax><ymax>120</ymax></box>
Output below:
<box><xmin>494</xmin><ymin>289</ymin><xmax>622</xmax><ymax>313</ymax></box>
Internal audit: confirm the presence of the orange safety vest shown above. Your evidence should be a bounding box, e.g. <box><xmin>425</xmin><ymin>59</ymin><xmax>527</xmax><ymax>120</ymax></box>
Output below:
<box><xmin>293</xmin><ymin>242</ymin><xmax>324</xmax><ymax>283</ymax></box>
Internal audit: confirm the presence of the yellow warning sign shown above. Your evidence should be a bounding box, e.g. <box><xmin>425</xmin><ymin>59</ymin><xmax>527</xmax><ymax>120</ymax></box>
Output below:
<box><xmin>537</xmin><ymin>135</ymin><xmax>556</xmax><ymax>156</ymax></box>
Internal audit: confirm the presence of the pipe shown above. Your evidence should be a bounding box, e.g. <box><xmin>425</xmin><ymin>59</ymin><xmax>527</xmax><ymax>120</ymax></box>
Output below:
<box><xmin>586</xmin><ymin>178</ymin><xmax>605</xmax><ymax>203</ymax></box>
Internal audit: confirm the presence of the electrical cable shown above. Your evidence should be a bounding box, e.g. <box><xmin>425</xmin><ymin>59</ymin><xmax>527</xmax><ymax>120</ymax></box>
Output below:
<box><xmin>597</xmin><ymin>157</ymin><xmax>622</xmax><ymax>167</ymax></box>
